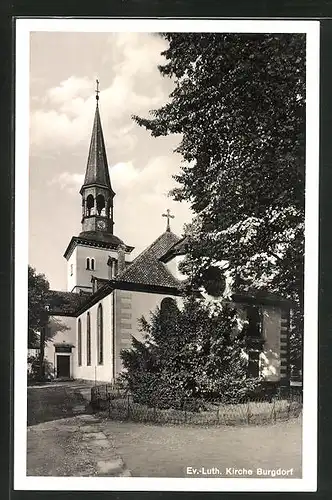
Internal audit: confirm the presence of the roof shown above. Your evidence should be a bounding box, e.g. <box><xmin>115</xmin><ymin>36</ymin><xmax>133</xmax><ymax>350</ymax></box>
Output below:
<box><xmin>63</xmin><ymin>235</ymin><xmax>134</xmax><ymax>260</ymax></box>
<box><xmin>159</xmin><ymin>235</ymin><xmax>189</xmax><ymax>263</ymax></box>
<box><xmin>78</xmin><ymin>231</ymin><xmax>124</xmax><ymax>246</ymax></box>
<box><xmin>80</xmin><ymin>103</ymin><xmax>114</xmax><ymax>194</ymax></box>
<box><xmin>115</xmin><ymin>230</ymin><xmax>181</xmax><ymax>288</ymax></box>
<box><xmin>232</xmin><ymin>290</ymin><xmax>293</xmax><ymax>308</ymax></box>
<box><xmin>47</xmin><ymin>290</ymin><xmax>90</xmax><ymax>316</ymax></box>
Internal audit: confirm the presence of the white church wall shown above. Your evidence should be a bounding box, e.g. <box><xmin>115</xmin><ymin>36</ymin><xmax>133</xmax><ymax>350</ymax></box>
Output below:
<box><xmin>114</xmin><ymin>289</ymin><xmax>183</xmax><ymax>376</ymax></box>
<box><xmin>44</xmin><ymin>315</ymin><xmax>76</xmax><ymax>378</ymax></box>
<box><xmin>260</xmin><ymin>305</ymin><xmax>281</xmax><ymax>382</ymax></box>
<box><xmin>164</xmin><ymin>255</ymin><xmax>187</xmax><ymax>281</ymax></box>
<box><xmin>67</xmin><ymin>245</ymin><xmax>132</xmax><ymax>293</ymax></box>
<box><xmin>74</xmin><ymin>293</ymin><xmax>114</xmax><ymax>383</ymax></box>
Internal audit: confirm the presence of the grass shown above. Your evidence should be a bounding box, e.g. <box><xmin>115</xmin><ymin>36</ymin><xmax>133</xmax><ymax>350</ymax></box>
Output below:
<box><xmin>27</xmin><ymin>383</ymin><xmax>89</xmax><ymax>425</ymax></box>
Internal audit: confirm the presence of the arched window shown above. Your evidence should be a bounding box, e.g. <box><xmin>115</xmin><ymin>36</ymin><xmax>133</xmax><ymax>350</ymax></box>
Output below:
<box><xmin>91</xmin><ymin>258</ymin><xmax>95</xmax><ymax>271</ymax></box>
<box><xmin>86</xmin><ymin>194</ymin><xmax>94</xmax><ymax>216</ymax></box>
<box><xmin>97</xmin><ymin>303</ymin><xmax>104</xmax><ymax>365</ymax></box>
<box><xmin>160</xmin><ymin>298</ymin><xmax>179</xmax><ymax>333</ymax></box>
<box><xmin>86</xmin><ymin>257</ymin><xmax>90</xmax><ymax>270</ymax></box>
<box><xmin>77</xmin><ymin>319</ymin><xmax>82</xmax><ymax>366</ymax></box>
<box><xmin>86</xmin><ymin>312</ymin><xmax>91</xmax><ymax>366</ymax></box>
<box><xmin>96</xmin><ymin>194</ymin><xmax>106</xmax><ymax>216</ymax></box>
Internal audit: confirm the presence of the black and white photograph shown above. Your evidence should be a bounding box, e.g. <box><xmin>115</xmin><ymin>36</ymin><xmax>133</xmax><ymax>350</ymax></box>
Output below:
<box><xmin>14</xmin><ymin>19</ymin><xmax>319</xmax><ymax>492</ymax></box>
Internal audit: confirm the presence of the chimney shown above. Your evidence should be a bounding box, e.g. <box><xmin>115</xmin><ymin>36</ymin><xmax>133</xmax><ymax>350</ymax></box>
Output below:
<box><xmin>117</xmin><ymin>244</ymin><xmax>126</xmax><ymax>276</ymax></box>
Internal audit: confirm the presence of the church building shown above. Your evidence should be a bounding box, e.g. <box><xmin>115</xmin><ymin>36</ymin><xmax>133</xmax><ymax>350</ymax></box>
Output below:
<box><xmin>44</xmin><ymin>89</ymin><xmax>291</xmax><ymax>389</ymax></box>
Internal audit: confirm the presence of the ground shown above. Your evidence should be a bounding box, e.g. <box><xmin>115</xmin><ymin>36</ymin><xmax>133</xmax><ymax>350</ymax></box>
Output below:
<box><xmin>27</xmin><ymin>382</ymin><xmax>302</xmax><ymax>478</ymax></box>
<box><xmin>100</xmin><ymin>419</ymin><xmax>302</xmax><ymax>478</ymax></box>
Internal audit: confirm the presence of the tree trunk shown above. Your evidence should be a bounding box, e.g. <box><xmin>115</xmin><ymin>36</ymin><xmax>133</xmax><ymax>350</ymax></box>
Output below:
<box><xmin>39</xmin><ymin>324</ymin><xmax>46</xmax><ymax>380</ymax></box>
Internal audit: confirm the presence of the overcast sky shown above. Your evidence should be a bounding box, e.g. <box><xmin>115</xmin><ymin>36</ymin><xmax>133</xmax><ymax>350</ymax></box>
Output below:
<box><xmin>29</xmin><ymin>32</ymin><xmax>192</xmax><ymax>291</ymax></box>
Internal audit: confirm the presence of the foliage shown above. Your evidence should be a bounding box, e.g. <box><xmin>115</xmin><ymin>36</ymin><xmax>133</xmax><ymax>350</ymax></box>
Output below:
<box><xmin>121</xmin><ymin>298</ymin><xmax>260</xmax><ymax>409</ymax></box>
<box><xmin>27</xmin><ymin>354</ymin><xmax>54</xmax><ymax>383</ymax></box>
<box><xmin>28</xmin><ymin>265</ymin><xmax>50</xmax><ymax>348</ymax></box>
<box><xmin>133</xmin><ymin>33</ymin><xmax>305</xmax><ymax>372</ymax></box>
<box><xmin>47</xmin><ymin>317</ymin><xmax>69</xmax><ymax>343</ymax></box>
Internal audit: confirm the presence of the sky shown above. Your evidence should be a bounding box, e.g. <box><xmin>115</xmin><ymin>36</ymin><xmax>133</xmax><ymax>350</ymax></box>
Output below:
<box><xmin>29</xmin><ymin>32</ymin><xmax>192</xmax><ymax>291</ymax></box>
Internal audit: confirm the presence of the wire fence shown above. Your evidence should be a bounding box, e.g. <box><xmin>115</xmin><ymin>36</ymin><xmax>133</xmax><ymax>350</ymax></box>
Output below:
<box><xmin>90</xmin><ymin>383</ymin><xmax>302</xmax><ymax>426</ymax></box>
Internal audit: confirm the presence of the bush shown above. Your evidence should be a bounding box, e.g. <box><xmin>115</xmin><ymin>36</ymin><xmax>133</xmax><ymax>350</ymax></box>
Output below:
<box><xmin>27</xmin><ymin>354</ymin><xmax>54</xmax><ymax>383</ymax></box>
<box><xmin>121</xmin><ymin>297</ymin><xmax>261</xmax><ymax>410</ymax></box>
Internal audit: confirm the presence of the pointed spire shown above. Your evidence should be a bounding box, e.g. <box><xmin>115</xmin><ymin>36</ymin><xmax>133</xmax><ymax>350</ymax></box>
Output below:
<box><xmin>80</xmin><ymin>81</ymin><xmax>114</xmax><ymax>194</ymax></box>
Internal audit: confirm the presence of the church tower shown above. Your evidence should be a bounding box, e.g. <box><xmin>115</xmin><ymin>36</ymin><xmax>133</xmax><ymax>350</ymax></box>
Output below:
<box><xmin>64</xmin><ymin>81</ymin><xmax>134</xmax><ymax>293</ymax></box>
<box><xmin>80</xmin><ymin>82</ymin><xmax>115</xmax><ymax>236</ymax></box>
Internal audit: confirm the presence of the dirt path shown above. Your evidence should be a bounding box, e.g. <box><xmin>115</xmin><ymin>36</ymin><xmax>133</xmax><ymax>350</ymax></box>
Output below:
<box><xmin>27</xmin><ymin>414</ymin><xmax>130</xmax><ymax>477</ymax></box>
<box><xmin>27</xmin><ymin>384</ymin><xmax>130</xmax><ymax>477</ymax></box>
<box><xmin>100</xmin><ymin>418</ymin><xmax>302</xmax><ymax>478</ymax></box>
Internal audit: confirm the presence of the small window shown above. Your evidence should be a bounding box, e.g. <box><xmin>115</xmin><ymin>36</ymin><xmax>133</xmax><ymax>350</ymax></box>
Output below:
<box><xmin>91</xmin><ymin>258</ymin><xmax>95</xmax><ymax>271</ymax></box>
<box><xmin>70</xmin><ymin>264</ymin><xmax>73</xmax><ymax>276</ymax></box>
<box><xmin>245</xmin><ymin>306</ymin><xmax>262</xmax><ymax>338</ymax></box>
<box><xmin>86</xmin><ymin>257</ymin><xmax>90</xmax><ymax>270</ymax></box>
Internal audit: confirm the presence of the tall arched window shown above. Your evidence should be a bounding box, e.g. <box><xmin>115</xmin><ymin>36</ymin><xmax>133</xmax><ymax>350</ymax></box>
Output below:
<box><xmin>91</xmin><ymin>258</ymin><xmax>95</xmax><ymax>271</ymax></box>
<box><xmin>86</xmin><ymin>312</ymin><xmax>91</xmax><ymax>366</ymax></box>
<box><xmin>86</xmin><ymin>257</ymin><xmax>90</xmax><ymax>270</ymax></box>
<box><xmin>97</xmin><ymin>303</ymin><xmax>103</xmax><ymax>365</ymax></box>
<box><xmin>77</xmin><ymin>319</ymin><xmax>82</xmax><ymax>366</ymax></box>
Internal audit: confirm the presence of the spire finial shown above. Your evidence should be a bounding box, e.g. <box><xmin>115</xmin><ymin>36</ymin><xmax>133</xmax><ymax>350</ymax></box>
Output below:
<box><xmin>162</xmin><ymin>209</ymin><xmax>175</xmax><ymax>232</ymax></box>
<box><xmin>95</xmin><ymin>79</ymin><xmax>100</xmax><ymax>104</ymax></box>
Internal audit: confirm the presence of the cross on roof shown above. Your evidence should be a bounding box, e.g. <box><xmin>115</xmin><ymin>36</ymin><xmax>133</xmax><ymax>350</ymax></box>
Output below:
<box><xmin>95</xmin><ymin>79</ymin><xmax>100</xmax><ymax>102</ymax></box>
<box><xmin>162</xmin><ymin>209</ymin><xmax>175</xmax><ymax>232</ymax></box>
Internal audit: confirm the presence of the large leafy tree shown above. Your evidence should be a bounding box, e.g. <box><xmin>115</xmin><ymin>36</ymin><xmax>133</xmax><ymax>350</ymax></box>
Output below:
<box><xmin>134</xmin><ymin>33</ymin><xmax>305</xmax><ymax>373</ymax></box>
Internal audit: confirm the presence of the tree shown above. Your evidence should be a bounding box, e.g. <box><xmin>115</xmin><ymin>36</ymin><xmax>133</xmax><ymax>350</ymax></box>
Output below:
<box><xmin>121</xmin><ymin>297</ymin><xmax>260</xmax><ymax>408</ymax></box>
<box><xmin>134</xmin><ymin>33</ymin><xmax>305</xmax><ymax>374</ymax></box>
<box><xmin>28</xmin><ymin>265</ymin><xmax>69</xmax><ymax>380</ymax></box>
<box><xmin>28</xmin><ymin>265</ymin><xmax>50</xmax><ymax>348</ymax></box>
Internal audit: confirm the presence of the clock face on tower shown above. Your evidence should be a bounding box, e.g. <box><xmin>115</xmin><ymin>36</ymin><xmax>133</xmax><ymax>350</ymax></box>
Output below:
<box><xmin>97</xmin><ymin>220</ymin><xmax>106</xmax><ymax>230</ymax></box>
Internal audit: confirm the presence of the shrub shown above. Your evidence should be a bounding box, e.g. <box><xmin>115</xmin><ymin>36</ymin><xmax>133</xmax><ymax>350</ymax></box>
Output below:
<box><xmin>121</xmin><ymin>297</ymin><xmax>261</xmax><ymax>409</ymax></box>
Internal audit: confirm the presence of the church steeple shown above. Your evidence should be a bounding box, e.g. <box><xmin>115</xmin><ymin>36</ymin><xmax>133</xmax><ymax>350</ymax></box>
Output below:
<box><xmin>80</xmin><ymin>81</ymin><xmax>115</xmax><ymax>235</ymax></box>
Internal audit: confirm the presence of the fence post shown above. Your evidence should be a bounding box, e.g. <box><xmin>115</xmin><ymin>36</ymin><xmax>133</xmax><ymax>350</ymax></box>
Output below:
<box><xmin>216</xmin><ymin>406</ymin><xmax>220</xmax><ymax>425</ymax></box>
<box><xmin>247</xmin><ymin>400</ymin><xmax>251</xmax><ymax>425</ymax></box>
<box><xmin>184</xmin><ymin>399</ymin><xmax>187</xmax><ymax>424</ymax></box>
<box><xmin>127</xmin><ymin>393</ymin><xmax>130</xmax><ymax>420</ymax></box>
<box><xmin>287</xmin><ymin>399</ymin><xmax>292</xmax><ymax>420</ymax></box>
<box><xmin>108</xmin><ymin>394</ymin><xmax>111</xmax><ymax>418</ymax></box>
<box><xmin>271</xmin><ymin>399</ymin><xmax>276</xmax><ymax>424</ymax></box>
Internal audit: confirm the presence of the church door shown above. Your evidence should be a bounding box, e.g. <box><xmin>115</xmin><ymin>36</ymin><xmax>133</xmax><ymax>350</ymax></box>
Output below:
<box><xmin>56</xmin><ymin>355</ymin><xmax>70</xmax><ymax>378</ymax></box>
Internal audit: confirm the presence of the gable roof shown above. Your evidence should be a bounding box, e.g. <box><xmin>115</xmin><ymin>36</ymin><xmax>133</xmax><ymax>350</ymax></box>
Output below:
<box><xmin>159</xmin><ymin>235</ymin><xmax>189</xmax><ymax>263</ymax></box>
<box><xmin>115</xmin><ymin>231</ymin><xmax>181</xmax><ymax>288</ymax></box>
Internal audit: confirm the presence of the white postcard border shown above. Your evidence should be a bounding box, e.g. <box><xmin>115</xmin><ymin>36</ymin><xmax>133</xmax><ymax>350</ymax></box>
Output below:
<box><xmin>14</xmin><ymin>18</ymin><xmax>319</xmax><ymax>492</ymax></box>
